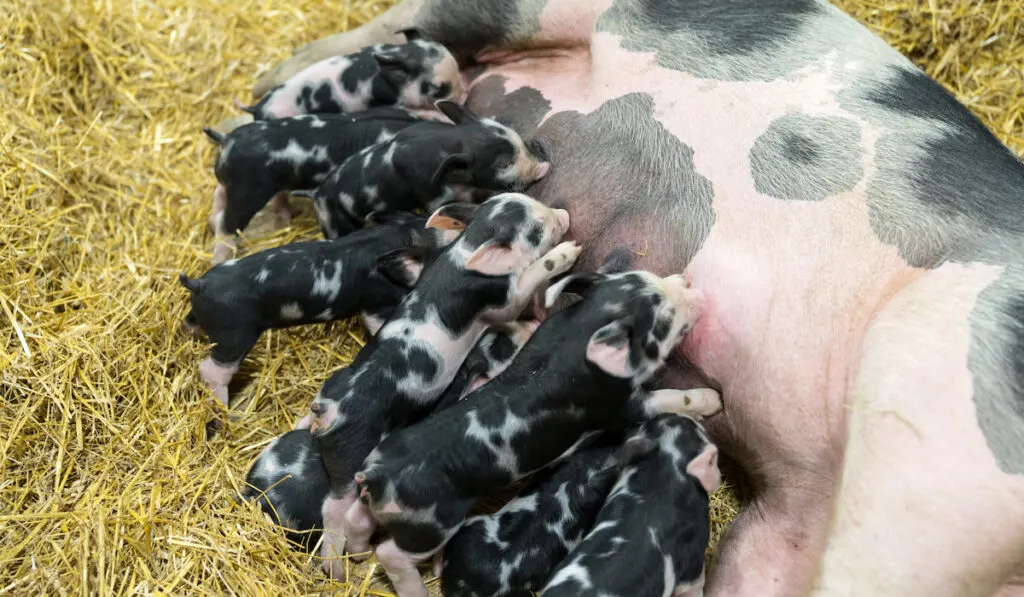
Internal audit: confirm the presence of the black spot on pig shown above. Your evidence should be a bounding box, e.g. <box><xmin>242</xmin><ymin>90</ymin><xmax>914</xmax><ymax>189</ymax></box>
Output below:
<box><xmin>527</xmin><ymin>223</ymin><xmax>544</xmax><ymax>247</ymax></box>
<box><xmin>841</xmin><ymin>65</ymin><xmax>1024</xmax><ymax>268</ymax></box>
<box><xmin>340</xmin><ymin>53</ymin><xmax>380</xmax><ymax>93</ymax></box>
<box><xmin>465</xmin><ymin>75</ymin><xmax>553</xmax><ymax>136</ymax></box>
<box><xmin>407</xmin><ymin>346</ymin><xmax>441</xmax><ymax>380</ymax></box>
<box><xmin>749</xmin><ymin>114</ymin><xmax>863</xmax><ymax>201</ymax></box>
<box><xmin>597</xmin><ymin>0</ymin><xmax>822</xmax><ymax>79</ymax></box>
<box><xmin>529</xmin><ymin>93</ymin><xmax>715</xmax><ymax>274</ymax></box>
<box><xmin>866</xmin><ymin>68</ymin><xmax>1024</xmax><ymax>236</ymax></box>
<box><xmin>311</xmin><ymin>83</ymin><xmax>343</xmax><ymax>113</ymax></box>
<box><xmin>967</xmin><ymin>265</ymin><xmax>1024</xmax><ymax>475</ymax></box>
<box><xmin>417</xmin><ymin>0</ymin><xmax>543</xmax><ymax>59</ymax></box>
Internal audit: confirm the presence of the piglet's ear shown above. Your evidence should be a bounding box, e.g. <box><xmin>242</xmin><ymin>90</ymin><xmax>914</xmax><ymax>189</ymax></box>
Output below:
<box><xmin>377</xmin><ymin>247</ymin><xmax>426</xmax><ymax>288</ymax></box>
<box><xmin>619</xmin><ymin>435</ymin><xmax>656</xmax><ymax>469</ymax></box>
<box><xmin>395</xmin><ymin>28</ymin><xmax>423</xmax><ymax>42</ymax></box>
<box><xmin>544</xmin><ymin>272</ymin><xmax>603</xmax><ymax>308</ymax></box>
<box><xmin>686</xmin><ymin>443</ymin><xmax>721</xmax><ymax>494</ymax></box>
<box><xmin>426</xmin><ymin>202</ymin><xmax>477</xmax><ymax>230</ymax></box>
<box><xmin>435</xmin><ymin>100</ymin><xmax>481</xmax><ymax>125</ymax></box>
<box><xmin>431</xmin><ymin>153</ymin><xmax>474</xmax><ymax>186</ymax></box>
<box><xmin>465</xmin><ymin>241</ymin><xmax>520</xmax><ymax>276</ymax></box>
<box><xmin>586</xmin><ymin>318</ymin><xmax>635</xmax><ymax>378</ymax></box>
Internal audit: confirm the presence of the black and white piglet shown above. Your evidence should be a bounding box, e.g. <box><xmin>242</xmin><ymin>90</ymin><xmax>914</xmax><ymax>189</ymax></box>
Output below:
<box><xmin>304</xmin><ymin>194</ymin><xmax>576</xmax><ymax>578</ymax></box>
<box><xmin>354</xmin><ymin>269</ymin><xmax>710</xmax><ymax>597</ymax></box>
<box><xmin>441</xmin><ymin>433</ymin><xmax>623</xmax><ymax>597</ymax></box>
<box><xmin>240</xmin><ymin>320</ymin><xmax>536</xmax><ymax>554</ymax></box>
<box><xmin>241</xmin><ymin>428</ymin><xmax>329</xmax><ymax>552</ymax></box>
<box><xmin>179</xmin><ymin>210</ymin><xmax>463</xmax><ymax>406</ymax></box>
<box><xmin>541</xmin><ymin>413</ymin><xmax>720</xmax><ymax>597</ymax></box>
<box><xmin>305</xmin><ymin>101</ymin><xmax>550</xmax><ymax>239</ymax></box>
<box><xmin>239</xmin><ymin>30</ymin><xmax>462</xmax><ymax>121</ymax></box>
<box><xmin>202</xmin><ymin>108</ymin><xmax>451</xmax><ymax>264</ymax></box>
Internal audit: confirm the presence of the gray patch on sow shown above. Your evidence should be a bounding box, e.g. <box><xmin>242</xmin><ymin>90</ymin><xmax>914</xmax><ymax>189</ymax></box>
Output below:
<box><xmin>968</xmin><ymin>264</ymin><xmax>1024</xmax><ymax>476</ymax></box>
<box><xmin>749</xmin><ymin>114</ymin><xmax>863</xmax><ymax>201</ymax></box>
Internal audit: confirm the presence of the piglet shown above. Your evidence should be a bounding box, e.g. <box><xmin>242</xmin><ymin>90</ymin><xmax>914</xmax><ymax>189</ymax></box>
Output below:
<box><xmin>441</xmin><ymin>432</ymin><xmax>623</xmax><ymax>597</ymax></box>
<box><xmin>239</xmin><ymin>321</ymin><xmax>536</xmax><ymax>554</ymax></box>
<box><xmin>305</xmin><ymin>194</ymin><xmax>577</xmax><ymax>576</ymax></box>
<box><xmin>238</xmin><ymin>30</ymin><xmax>462</xmax><ymax>120</ymax></box>
<box><xmin>179</xmin><ymin>210</ymin><xmax>463</xmax><ymax>406</ymax></box>
<box><xmin>355</xmin><ymin>269</ymin><xmax>714</xmax><ymax>597</ymax></box>
<box><xmin>304</xmin><ymin>101</ymin><xmax>550</xmax><ymax>239</ymax></box>
<box><xmin>202</xmin><ymin>108</ymin><xmax>451</xmax><ymax>264</ymax></box>
<box><xmin>541</xmin><ymin>413</ymin><xmax>720</xmax><ymax>597</ymax></box>
<box><xmin>241</xmin><ymin>428</ymin><xmax>329</xmax><ymax>552</ymax></box>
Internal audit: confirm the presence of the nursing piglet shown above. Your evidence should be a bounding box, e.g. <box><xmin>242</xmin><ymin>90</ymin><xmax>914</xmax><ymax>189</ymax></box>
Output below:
<box><xmin>541</xmin><ymin>413</ymin><xmax>720</xmax><ymax>597</ymax></box>
<box><xmin>306</xmin><ymin>101</ymin><xmax>550</xmax><ymax>239</ymax></box>
<box><xmin>202</xmin><ymin>109</ymin><xmax>451</xmax><ymax>264</ymax></box>
<box><xmin>355</xmin><ymin>269</ymin><xmax>710</xmax><ymax>597</ymax></box>
<box><xmin>240</xmin><ymin>321</ymin><xmax>536</xmax><ymax>552</ymax></box>
<box><xmin>179</xmin><ymin>210</ymin><xmax>462</xmax><ymax>406</ymax></box>
<box><xmin>241</xmin><ymin>428</ymin><xmax>329</xmax><ymax>552</ymax></box>
<box><xmin>441</xmin><ymin>433</ymin><xmax>623</xmax><ymax>597</ymax></box>
<box><xmin>306</xmin><ymin>194</ymin><xmax>577</xmax><ymax>574</ymax></box>
<box><xmin>238</xmin><ymin>30</ymin><xmax>461</xmax><ymax>121</ymax></box>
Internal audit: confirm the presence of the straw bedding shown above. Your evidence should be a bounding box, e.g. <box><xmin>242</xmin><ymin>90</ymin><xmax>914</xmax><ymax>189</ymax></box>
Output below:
<box><xmin>0</xmin><ymin>0</ymin><xmax>1021</xmax><ymax>594</ymax></box>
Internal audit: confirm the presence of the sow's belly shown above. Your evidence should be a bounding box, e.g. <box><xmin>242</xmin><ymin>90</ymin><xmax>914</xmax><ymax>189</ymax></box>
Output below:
<box><xmin>463</xmin><ymin>42</ymin><xmax>923</xmax><ymax>467</ymax></box>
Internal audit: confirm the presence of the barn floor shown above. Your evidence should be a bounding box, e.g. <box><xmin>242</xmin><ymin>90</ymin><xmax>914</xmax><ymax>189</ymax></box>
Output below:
<box><xmin>1</xmin><ymin>0</ymin><xmax>1021</xmax><ymax>594</ymax></box>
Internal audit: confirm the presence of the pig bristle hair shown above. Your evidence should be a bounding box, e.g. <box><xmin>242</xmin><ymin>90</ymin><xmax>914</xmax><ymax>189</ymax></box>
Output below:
<box><xmin>0</xmin><ymin>0</ymin><xmax>1018</xmax><ymax>594</ymax></box>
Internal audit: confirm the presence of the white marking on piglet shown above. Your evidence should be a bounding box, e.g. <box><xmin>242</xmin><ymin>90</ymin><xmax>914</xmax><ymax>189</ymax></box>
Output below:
<box><xmin>280</xmin><ymin>302</ymin><xmax>304</xmax><ymax>320</ymax></box>
<box><xmin>317</xmin><ymin>308</ymin><xmax>334</xmax><ymax>321</ymax></box>
<box><xmin>545</xmin><ymin>559</ymin><xmax>594</xmax><ymax>591</ymax></box>
<box><xmin>382</xmin><ymin>143</ymin><xmax>397</xmax><ymax>167</ymax></box>
<box><xmin>464</xmin><ymin>410</ymin><xmax>530</xmax><ymax>474</ymax></box>
<box><xmin>268</xmin><ymin>139</ymin><xmax>310</xmax><ymax>164</ymax></box>
<box><xmin>312</xmin><ymin>260</ymin><xmax>343</xmax><ymax>302</ymax></box>
<box><xmin>222</xmin><ymin>259</ymin><xmax>238</xmax><ymax>267</ymax></box>
<box><xmin>255</xmin><ymin>268</ymin><xmax>270</xmax><ymax>284</ymax></box>
<box><xmin>310</xmin><ymin>117</ymin><xmax>327</xmax><ymax>129</ymax></box>
<box><xmin>544</xmin><ymin>483</ymin><xmax>574</xmax><ymax>544</ymax></box>
<box><xmin>498</xmin><ymin>553</ymin><xmax>524</xmax><ymax>594</ymax></box>
<box><xmin>661</xmin><ymin>554</ymin><xmax>677</xmax><ymax>597</ymax></box>
<box><xmin>375</xmin><ymin>129</ymin><xmax>394</xmax><ymax>144</ymax></box>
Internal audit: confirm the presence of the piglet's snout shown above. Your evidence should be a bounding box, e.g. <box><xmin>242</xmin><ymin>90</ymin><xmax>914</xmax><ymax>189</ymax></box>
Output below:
<box><xmin>308</xmin><ymin>400</ymin><xmax>334</xmax><ymax>433</ymax></box>
<box><xmin>664</xmin><ymin>274</ymin><xmax>704</xmax><ymax>326</ymax></box>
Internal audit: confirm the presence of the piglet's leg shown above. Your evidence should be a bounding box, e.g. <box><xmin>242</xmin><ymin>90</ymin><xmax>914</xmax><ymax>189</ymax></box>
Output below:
<box><xmin>320</xmin><ymin>491</ymin><xmax>356</xmax><ymax>580</ymax></box>
<box><xmin>642</xmin><ymin>388</ymin><xmax>722</xmax><ymax>420</ymax></box>
<box><xmin>342</xmin><ymin>499</ymin><xmax>377</xmax><ymax>561</ymax></box>
<box><xmin>376</xmin><ymin>539</ymin><xmax>431</xmax><ymax>597</ymax></box>
<box><xmin>510</xmin><ymin>241</ymin><xmax>582</xmax><ymax>314</ymax></box>
<box><xmin>268</xmin><ymin>191</ymin><xmax>294</xmax><ymax>226</ymax></box>
<box><xmin>198</xmin><ymin>357</ymin><xmax>239</xmax><ymax>408</ymax></box>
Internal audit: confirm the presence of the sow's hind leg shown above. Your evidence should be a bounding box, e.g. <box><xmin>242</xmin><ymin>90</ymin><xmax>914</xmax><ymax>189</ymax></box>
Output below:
<box><xmin>811</xmin><ymin>263</ymin><xmax>1024</xmax><ymax>597</ymax></box>
<box><xmin>253</xmin><ymin>0</ymin><xmax>599</xmax><ymax>98</ymax></box>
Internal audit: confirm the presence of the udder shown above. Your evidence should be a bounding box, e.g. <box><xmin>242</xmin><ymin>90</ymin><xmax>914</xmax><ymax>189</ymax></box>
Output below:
<box><xmin>460</xmin><ymin>36</ymin><xmax>923</xmax><ymax>488</ymax></box>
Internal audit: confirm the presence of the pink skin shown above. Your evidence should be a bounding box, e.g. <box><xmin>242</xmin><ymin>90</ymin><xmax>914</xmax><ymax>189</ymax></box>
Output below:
<box><xmin>320</xmin><ymin>490</ymin><xmax>357</xmax><ymax>579</ymax></box>
<box><xmin>375</xmin><ymin>539</ymin><xmax>432</xmax><ymax>597</ymax></box>
<box><xmin>198</xmin><ymin>357</ymin><xmax>237</xmax><ymax>407</ymax></box>
<box><xmin>642</xmin><ymin>388</ymin><xmax>722</xmax><ymax>420</ymax></box>
<box><xmin>294</xmin><ymin>414</ymin><xmax>312</xmax><ymax>430</ymax></box>
<box><xmin>268</xmin><ymin>191</ymin><xmax>293</xmax><ymax>224</ymax></box>
<box><xmin>254</xmin><ymin>4</ymin><xmax>1024</xmax><ymax>595</ymax></box>
<box><xmin>342</xmin><ymin>499</ymin><xmax>377</xmax><ymax>561</ymax></box>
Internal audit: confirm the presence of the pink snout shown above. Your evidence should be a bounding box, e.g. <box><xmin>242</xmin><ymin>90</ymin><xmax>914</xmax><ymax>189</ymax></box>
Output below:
<box><xmin>308</xmin><ymin>400</ymin><xmax>336</xmax><ymax>433</ymax></box>
<box><xmin>664</xmin><ymin>274</ymin><xmax>704</xmax><ymax>324</ymax></box>
<box><xmin>554</xmin><ymin>208</ymin><xmax>570</xmax><ymax>236</ymax></box>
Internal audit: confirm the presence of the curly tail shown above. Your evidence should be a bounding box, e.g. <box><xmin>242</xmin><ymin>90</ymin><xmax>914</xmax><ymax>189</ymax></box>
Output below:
<box><xmin>233</xmin><ymin>97</ymin><xmax>258</xmax><ymax>116</ymax></box>
<box><xmin>178</xmin><ymin>272</ymin><xmax>204</xmax><ymax>294</ymax></box>
<box><xmin>202</xmin><ymin>127</ymin><xmax>225</xmax><ymax>144</ymax></box>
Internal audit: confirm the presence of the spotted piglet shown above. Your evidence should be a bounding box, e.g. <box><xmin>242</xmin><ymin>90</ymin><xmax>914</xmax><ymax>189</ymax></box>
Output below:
<box><xmin>238</xmin><ymin>30</ymin><xmax>461</xmax><ymax>120</ymax></box>
<box><xmin>239</xmin><ymin>320</ymin><xmax>536</xmax><ymax>553</ymax></box>
<box><xmin>241</xmin><ymin>428</ymin><xmax>329</xmax><ymax>552</ymax></box>
<box><xmin>440</xmin><ymin>432</ymin><xmax>623</xmax><ymax>597</ymax></box>
<box><xmin>354</xmin><ymin>269</ymin><xmax>708</xmax><ymax>597</ymax></box>
<box><xmin>305</xmin><ymin>101</ymin><xmax>550</xmax><ymax>239</ymax></box>
<box><xmin>431</xmin><ymin>319</ymin><xmax>538</xmax><ymax>414</ymax></box>
<box><xmin>306</xmin><ymin>193</ymin><xmax>576</xmax><ymax>575</ymax></box>
<box><xmin>202</xmin><ymin>109</ymin><xmax>450</xmax><ymax>264</ymax></box>
<box><xmin>541</xmin><ymin>413</ymin><xmax>720</xmax><ymax>597</ymax></box>
<box><xmin>179</xmin><ymin>210</ymin><xmax>464</xmax><ymax>407</ymax></box>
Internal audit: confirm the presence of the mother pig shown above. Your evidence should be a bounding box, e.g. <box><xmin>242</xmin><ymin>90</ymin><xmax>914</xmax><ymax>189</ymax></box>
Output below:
<box><xmin>247</xmin><ymin>2</ymin><xmax>1024</xmax><ymax>596</ymax></box>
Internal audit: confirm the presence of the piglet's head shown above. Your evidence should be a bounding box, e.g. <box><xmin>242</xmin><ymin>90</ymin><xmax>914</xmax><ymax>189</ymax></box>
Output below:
<box><xmin>430</xmin><ymin>101</ymin><xmax>551</xmax><ymax>192</ymax></box>
<box><xmin>372</xmin><ymin>33</ymin><xmax>463</xmax><ymax>109</ymax></box>
<box><xmin>545</xmin><ymin>269</ymin><xmax>702</xmax><ymax>385</ymax></box>
<box><xmin>428</xmin><ymin>193</ymin><xmax>569</xmax><ymax>277</ymax></box>
<box><xmin>621</xmin><ymin>413</ymin><xmax>721</xmax><ymax>495</ymax></box>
